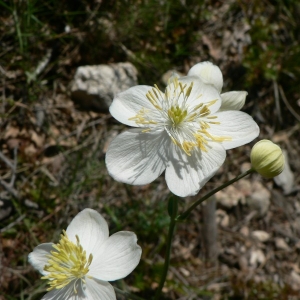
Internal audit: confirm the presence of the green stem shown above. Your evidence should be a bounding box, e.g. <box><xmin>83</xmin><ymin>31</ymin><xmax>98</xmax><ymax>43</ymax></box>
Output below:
<box><xmin>154</xmin><ymin>197</ymin><xmax>178</xmax><ymax>300</ymax></box>
<box><xmin>176</xmin><ymin>168</ymin><xmax>254</xmax><ymax>221</ymax></box>
<box><xmin>114</xmin><ymin>286</ymin><xmax>146</xmax><ymax>300</ymax></box>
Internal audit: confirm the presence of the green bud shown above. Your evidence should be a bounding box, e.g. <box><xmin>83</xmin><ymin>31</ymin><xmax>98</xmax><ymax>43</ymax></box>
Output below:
<box><xmin>250</xmin><ymin>140</ymin><xmax>285</xmax><ymax>178</ymax></box>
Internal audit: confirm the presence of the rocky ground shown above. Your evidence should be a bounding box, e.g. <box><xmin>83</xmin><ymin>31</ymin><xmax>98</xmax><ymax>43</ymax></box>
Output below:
<box><xmin>1</xmin><ymin>1</ymin><xmax>300</xmax><ymax>299</ymax></box>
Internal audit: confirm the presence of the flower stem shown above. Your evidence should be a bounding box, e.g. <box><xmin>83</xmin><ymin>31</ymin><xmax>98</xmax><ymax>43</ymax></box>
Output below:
<box><xmin>154</xmin><ymin>196</ymin><xmax>178</xmax><ymax>300</ymax></box>
<box><xmin>176</xmin><ymin>168</ymin><xmax>254</xmax><ymax>221</ymax></box>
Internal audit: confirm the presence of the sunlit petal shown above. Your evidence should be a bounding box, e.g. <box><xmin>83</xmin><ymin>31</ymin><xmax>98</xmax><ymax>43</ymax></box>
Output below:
<box><xmin>106</xmin><ymin>129</ymin><xmax>168</xmax><ymax>185</ymax></box>
<box><xmin>85</xmin><ymin>277</ymin><xmax>116</xmax><ymax>300</ymax></box>
<box><xmin>66</xmin><ymin>208</ymin><xmax>109</xmax><ymax>254</ymax></box>
<box><xmin>41</xmin><ymin>281</ymin><xmax>85</xmax><ymax>300</ymax></box>
<box><xmin>90</xmin><ymin>232</ymin><xmax>142</xmax><ymax>281</ymax></box>
<box><xmin>165</xmin><ymin>142</ymin><xmax>226</xmax><ymax>196</ymax></box>
<box><xmin>28</xmin><ymin>243</ymin><xmax>54</xmax><ymax>275</ymax></box>
<box><xmin>178</xmin><ymin>76</ymin><xmax>221</xmax><ymax>112</ymax></box>
<box><xmin>208</xmin><ymin>111</ymin><xmax>259</xmax><ymax>150</ymax></box>
<box><xmin>110</xmin><ymin>85</ymin><xmax>155</xmax><ymax>127</ymax></box>
<box><xmin>220</xmin><ymin>91</ymin><xmax>247</xmax><ymax>111</ymax></box>
<box><xmin>187</xmin><ymin>61</ymin><xmax>223</xmax><ymax>93</ymax></box>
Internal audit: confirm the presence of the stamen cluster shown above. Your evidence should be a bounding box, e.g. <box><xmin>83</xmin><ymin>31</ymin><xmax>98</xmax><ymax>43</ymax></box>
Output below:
<box><xmin>130</xmin><ymin>77</ymin><xmax>230</xmax><ymax>156</ymax></box>
<box><xmin>42</xmin><ymin>230</ymin><xmax>93</xmax><ymax>291</ymax></box>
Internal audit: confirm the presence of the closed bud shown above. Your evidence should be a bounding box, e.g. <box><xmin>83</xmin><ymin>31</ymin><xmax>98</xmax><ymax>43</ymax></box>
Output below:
<box><xmin>250</xmin><ymin>140</ymin><xmax>285</xmax><ymax>178</ymax></box>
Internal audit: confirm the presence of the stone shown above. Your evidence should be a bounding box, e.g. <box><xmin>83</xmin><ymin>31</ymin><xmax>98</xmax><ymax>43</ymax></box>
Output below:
<box><xmin>251</xmin><ymin>230</ymin><xmax>270</xmax><ymax>242</ymax></box>
<box><xmin>70</xmin><ymin>62</ymin><xmax>138</xmax><ymax>112</ymax></box>
<box><xmin>249</xmin><ymin>248</ymin><xmax>266</xmax><ymax>267</ymax></box>
<box><xmin>246</xmin><ymin>181</ymin><xmax>270</xmax><ymax>217</ymax></box>
<box><xmin>275</xmin><ymin>237</ymin><xmax>290</xmax><ymax>251</ymax></box>
<box><xmin>274</xmin><ymin>149</ymin><xmax>295</xmax><ymax>195</ymax></box>
<box><xmin>215</xmin><ymin>185</ymin><xmax>245</xmax><ymax>208</ymax></box>
<box><xmin>216</xmin><ymin>209</ymin><xmax>230</xmax><ymax>227</ymax></box>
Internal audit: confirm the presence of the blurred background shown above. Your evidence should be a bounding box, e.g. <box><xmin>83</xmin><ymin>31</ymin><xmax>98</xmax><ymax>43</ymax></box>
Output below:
<box><xmin>1</xmin><ymin>0</ymin><xmax>300</xmax><ymax>299</ymax></box>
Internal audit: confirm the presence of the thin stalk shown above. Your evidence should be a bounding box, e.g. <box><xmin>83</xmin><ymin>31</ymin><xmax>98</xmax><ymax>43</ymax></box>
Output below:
<box><xmin>154</xmin><ymin>195</ymin><xmax>178</xmax><ymax>300</ymax></box>
<box><xmin>12</xmin><ymin>5</ymin><xmax>23</xmax><ymax>53</ymax></box>
<box><xmin>177</xmin><ymin>168</ymin><xmax>254</xmax><ymax>221</ymax></box>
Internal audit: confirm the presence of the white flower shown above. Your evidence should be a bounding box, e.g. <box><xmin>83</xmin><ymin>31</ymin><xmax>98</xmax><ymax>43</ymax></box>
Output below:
<box><xmin>28</xmin><ymin>208</ymin><xmax>142</xmax><ymax>300</ymax></box>
<box><xmin>106</xmin><ymin>73</ymin><xmax>259</xmax><ymax>197</ymax></box>
<box><xmin>188</xmin><ymin>61</ymin><xmax>247</xmax><ymax>111</ymax></box>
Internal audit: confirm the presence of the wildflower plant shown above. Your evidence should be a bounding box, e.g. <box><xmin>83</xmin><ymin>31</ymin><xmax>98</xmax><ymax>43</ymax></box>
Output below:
<box><xmin>29</xmin><ymin>62</ymin><xmax>284</xmax><ymax>299</ymax></box>
<box><xmin>104</xmin><ymin>62</ymin><xmax>285</xmax><ymax>299</ymax></box>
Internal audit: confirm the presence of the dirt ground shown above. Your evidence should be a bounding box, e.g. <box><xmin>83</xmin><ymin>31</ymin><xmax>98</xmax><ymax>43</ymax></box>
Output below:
<box><xmin>1</xmin><ymin>1</ymin><xmax>300</xmax><ymax>299</ymax></box>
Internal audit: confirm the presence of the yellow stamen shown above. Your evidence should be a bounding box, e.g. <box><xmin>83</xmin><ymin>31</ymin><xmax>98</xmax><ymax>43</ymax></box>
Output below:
<box><xmin>129</xmin><ymin>108</ymin><xmax>158</xmax><ymax>125</ymax></box>
<box><xmin>199</xmin><ymin>129</ymin><xmax>231</xmax><ymax>143</ymax></box>
<box><xmin>185</xmin><ymin>82</ymin><xmax>193</xmax><ymax>98</ymax></box>
<box><xmin>128</xmin><ymin>81</ymin><xmax>231</xmax><ymax>156</ymax></box>
<box><xmin>206</xmin><ymin>99</ymin><xmax>218</xmax><ymax>107</ymax></box>
<box><xmin>194</xmin><ymin>133</ymin><xmax>208</xmax><ymax>152</ymax></box>
<box><xmin>168</xmin><ymin>105</ymin><xmax>188</xmax><ymax>127</ymax></box>
<box><xmin>182</xmin><ymin>141</ymin><xmax>195</xmax><ymax>156</ymax></box>
<box><xmin>142</xmin><ymin>128</ymin><xmax>152</xmax><ymax>132</ymax></box>
<box><xmin>42</xmin><ymin>230</ymin><xmax>92</xmax><ymax>292</ymax></box>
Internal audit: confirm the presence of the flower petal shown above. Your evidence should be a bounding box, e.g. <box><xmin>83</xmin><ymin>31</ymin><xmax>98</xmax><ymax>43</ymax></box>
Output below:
<box><xmin>85</xmin><ymin>277</ymin><xmax>116</xmax><ymax>300</ymax></box>
<box><xmin>177</xmin><ymin>76</ymin><xmax>221</xmax><ymax>113</ymax></box>
<box><xmin>28</xmin><ymin>243</ymin><xmax>54</xmax><ymax>275</ymax></box>
<box><xmin>106</xmin><ymin>129</ymin><xmax>168</xmax><ymax>185</ymax></box>
<box><xmin>41</xmin><ymin>281</ymin><xmax>85</xmax><ymax>300</ymax></box>
<box><xmin>89</xmin><ymin>231</ymin><xmax>142</xmax><ymax>281</ymax></box>
<box><xmin>187</xmin><ymin>61</ymin><xmax>223</xmax><ymax>93</ymax></box>
<box><xmin>66</xmin><ymin>208</ymin><xmax>109</xmax><ymax>255</ymax></box>
<box><xmin>220</xmin><ymin>91</ymin><xmax>247</xmax><ymax>111</ymax></box>
<box><xmin>165</xmin><ymin>142</ymin><xmax>226</xmax><ymax>197</ymax></box>
<box><xmin>110</xmin><ymin>85</ymin><xmax>154</xmax><ymax>127</ymax></box>
<box><xmin>209</xmin><ymin>111</ymin><xmax>260</xmax><ymax>150</ymax></box>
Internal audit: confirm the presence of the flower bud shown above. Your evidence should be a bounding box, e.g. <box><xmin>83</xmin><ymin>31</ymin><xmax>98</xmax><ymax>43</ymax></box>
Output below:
<box><xmin>250</xmin><ymin>140</ymin><xmax>285</xmax><ymax>178</ymax></box>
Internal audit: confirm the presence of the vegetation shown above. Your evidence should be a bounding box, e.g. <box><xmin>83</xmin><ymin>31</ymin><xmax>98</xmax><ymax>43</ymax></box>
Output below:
<box><xmin>1</xmin><ymin>0</ymin><xmax>300</xmax><ymax>299</ymax></box>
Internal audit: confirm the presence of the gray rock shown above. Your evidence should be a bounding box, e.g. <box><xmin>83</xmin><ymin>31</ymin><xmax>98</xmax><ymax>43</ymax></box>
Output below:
<box><xmin>70</xmin><ymin>62</ymin><xmax>138</xmax><ymax>112</ymax></box>
<box><xmin>246</xmin><ymin>181</ymin><xmax>270</xmax><ymax>217</ymax></box>
<box><xmin>274</xmin><ymin>149</ymin><xmax>296</xmax><ymax>195</ymax></box>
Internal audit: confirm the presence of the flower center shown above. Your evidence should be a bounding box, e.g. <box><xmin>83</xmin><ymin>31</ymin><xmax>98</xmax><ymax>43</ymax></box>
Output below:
<box><xmin>129</xmin><ymin>77</ymin><xmax>231</xmax><ymax>156</ymax></box>
<box><xmin>168</xmin><ymin>105</ymin><xmax>188</xmax><ymax>127</ymax></box>
<box><xmin>42</xmin><ymin>230</ymin><xmax>93</xmax><ymax>292</ymax></box>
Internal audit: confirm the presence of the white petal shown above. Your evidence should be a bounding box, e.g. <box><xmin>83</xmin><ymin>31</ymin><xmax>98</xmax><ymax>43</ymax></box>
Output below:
<box><xmin>105</xmin><ymin>129</ymin><xmax>168</xmax><ymax>185</ymax></box>
<box><xmin>85</xmin><ymin>277</ymin><xmax>116</xmax><ymax>300</ymax></box>
<box><xmin>209</xmin><ymin>111</ymin><xmax>260</xmax><ymax>150</ymax></box>
<box><xmin>110</xmin><ymin>85</ymin><xmax>154</xmax><ymax>127</ymax></box>
<box><xmin>66</xmin><ymin>208</ymin><xmax>109</xmax><ymax>256</ymax></box>
<box><xmin>220</xmin><ymin>91</ymin><xmax>247</xmax><ymax>111</ymax></box>
<box><xmin>89</xmin><ymin>231</ymin><xmax>142</xmax><ymax>281</ymax></box>
<box><xmin>28</xmin><ymin>243</ymin><xmax>54</xmax><ymax>275</ymax></box>
<box><xmin>187</xmin><ymin>62</ymin><xmax>223</xmax><ymax>93</ymax></box>
<box><xmin>177</xmin><ymin>76</ymin><xmax>221</xmax><ymax>113</ymax></box>
<box><xmin>41</xmin><ymin>281</ymin><xmax>85</xmax><ymax>300</ymax></box>
<box><xmin>165</xmin><ymin>143</ymin><xmax>226</xmax><ymax>197</ymax></box>
<box><xmin>197</xmin><ymin>143</ymin><xmax>227</xmax><ymax>188</ymax></box>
